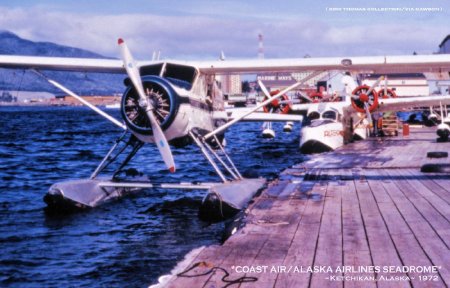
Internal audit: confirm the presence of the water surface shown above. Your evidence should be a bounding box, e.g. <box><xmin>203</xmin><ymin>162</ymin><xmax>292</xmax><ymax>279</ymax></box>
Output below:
<box><xmin>0</xmin><ymin>106</ymin><xmax>304</xmax><ymax>287</ymax></box>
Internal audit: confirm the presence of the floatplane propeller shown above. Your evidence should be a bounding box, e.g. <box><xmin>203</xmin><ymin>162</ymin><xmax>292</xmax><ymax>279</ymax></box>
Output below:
<box><xmin>350</xmin><ymin>75</ymin><xmax>384</xmax><ymax>127</ymax></box>
<box><xmin>118</xmin><ymin>38</ymin><xmax>176</xmax><ymax>173</ymax></box>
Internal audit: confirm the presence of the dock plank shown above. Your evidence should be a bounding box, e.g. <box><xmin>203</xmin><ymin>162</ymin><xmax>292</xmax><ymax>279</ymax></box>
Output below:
<box><xmin>339</xmin><ymin>169</ymin><xmax>377</xmax><ymax>288</ymax></box>
<box><xmin>403</xmin><ymin>168</ymin><xmax>450</xmax><ymax>221</ymax></box>
<box><xmin>389</xmin><ymin>171</ymin><xmax>450</xmax><ymax>284</ymax></box>
<box><xmin>164</xmin><ymin>245</ymin><xmax>231</xmax><ymax>288</ymax></box>
<box><xmin>353</xmin><ymin>170</ymin><xmax>409</xmax><ymax>288</ymax></box>
<box><xmin>416</xmin><ymin>171</ymin><xmax>450</xmax><ymax>206</ymax></box>
<box><xmin>202</xmin><ymin>233</ymin><xmax>270</xmax><ymax>288</ymax></box>
<box><xmin>381</xmin><ymin>169</ymin><xmax>450</xmax><ymax>285</ymax></box>
<box><xmin>241</xmin><ymin>236</ymin><xmax>292</xmax><ymax>287</ymax></box>
<box><xmin>388</xmin><ymin>168</ymin><xmax>450</xmax><ymax>248</ymax></box>
<box><xmin>274</xmin><ymin>182</ymin><xmax>328</xmax><ymax>287</ymax></box>
<box><xmin>375</xmin><ymin>193</ymin><xmax>445</xmax><ymax>287</ymax></box>
<box><xmin>310</xmin><ymin>176</ymin><xmax>343</xmax><ymax>288</ymax></box>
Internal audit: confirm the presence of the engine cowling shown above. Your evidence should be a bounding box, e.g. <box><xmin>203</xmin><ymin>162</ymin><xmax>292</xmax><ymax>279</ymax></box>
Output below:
<box><xmin>120</xmin><ymin>76</ymin><xmax>179</xmax><ymax>136</ymax></box>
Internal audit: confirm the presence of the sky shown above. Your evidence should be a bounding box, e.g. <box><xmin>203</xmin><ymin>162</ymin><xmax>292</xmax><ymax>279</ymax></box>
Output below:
<box><xmin>0</xmin><ymin>0</ymin><xmax>449</xmax><ymax>60</ymax></box>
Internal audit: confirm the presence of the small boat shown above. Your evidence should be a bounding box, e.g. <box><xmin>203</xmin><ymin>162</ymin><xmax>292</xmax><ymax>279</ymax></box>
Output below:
<box><xmin>105</xmin><ymin>103</ymin><xmax>120</xmax><ymax>109</ymax></box>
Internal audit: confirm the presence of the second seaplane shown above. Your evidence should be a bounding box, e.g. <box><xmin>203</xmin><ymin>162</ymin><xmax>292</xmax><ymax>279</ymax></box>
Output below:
<box><xmin>289</xmin><ymin>74</ymin><xmax>450</xmax><ymax>153</ymax></box>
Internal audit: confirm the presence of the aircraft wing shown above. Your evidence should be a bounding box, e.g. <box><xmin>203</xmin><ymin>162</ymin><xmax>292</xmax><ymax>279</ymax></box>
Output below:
<box><xmin>290</xmin><ymin>101</ymin><xmax>349</xmax><ymax>113</ymax></box>
<box><xmin>288</xmin><ymin>95</ymin><xmax>450</xmax><ymax>115</ymax></box>
<box><xmin>2</xmin><ymin>53</ymin><xmax>450</xmax><ymax>75</ymax></box>
<box><xmin>376</xmin><ymin>95</ymin><xmax>450</xmax><ymax>112</ymax></box>
<box><xmin>188</xmin><ymin>54</ymin><xmax>450</xmax><ymax>75</ymax></box>
<box><xmin>223</xmin><ymin>108</ymin><xmax>303</xmax><ymax>122</ymax></box>
<box><xmin>0</xmin><ymin>55</ymin><xmax>124</xmax><ymax>73</ymax></box>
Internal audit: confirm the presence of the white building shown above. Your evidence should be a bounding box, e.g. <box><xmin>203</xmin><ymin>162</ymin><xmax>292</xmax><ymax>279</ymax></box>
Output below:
<box><xmin>362</xmin><ymin>74</ymin><xmax>429</xmax><ymax>97</ymax></box>
<box><xmin>435</xmin><ymin>35</ymin><xmax>450</xmax><ymax>94</ymax></box>
<box><xmin>220</xmin><ymin>74</ymin><xmax>242</xmax><ymax>95</ymax></box>
<box><xmin>256</xmin><ymin>71</ymin><xmax>333</xmax><ymax>92</ymax></box>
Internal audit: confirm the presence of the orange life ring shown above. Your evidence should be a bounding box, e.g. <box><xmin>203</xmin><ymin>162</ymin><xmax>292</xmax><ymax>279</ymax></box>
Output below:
<box><xmin>263</xmin><ymin>90</ymin><xmax>291</xmax><ymax>114</ymax></box>
<box><xmin>351</xmin><ymin>85</ymin><xmax>379</xmax><ymax>113</ymax></box>
<box><xmin>377</xmin><ymin>88</ymin><xmax>397</xmax><ymax>99</ymax></box>
<box><xmin>309</xmin><ymin>92</ymin><xmax>323</xmax><ymax>103</ymax></box>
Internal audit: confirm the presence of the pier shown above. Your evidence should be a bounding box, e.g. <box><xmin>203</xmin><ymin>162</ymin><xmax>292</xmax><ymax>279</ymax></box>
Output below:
<box><xmin>159</xmin><ymin>127</ymin><xmax>449</xmax><ymax>288</ymax></box>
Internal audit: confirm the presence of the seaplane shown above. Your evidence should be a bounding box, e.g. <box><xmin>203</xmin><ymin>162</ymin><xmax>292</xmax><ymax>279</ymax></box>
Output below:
<box><xmin>0</xmin><ymin>39</ymin><xmax>304</xmax><ymax>221</ymax></box>
<box><xmin>2</xmin><ymin>40</ymin><xmax>450</xmax><ymax>219</ymax></box>
<box><xmin>286</xmin><ymin>72</ymin><xmax>450</xmax><ymax>153</ymax></box>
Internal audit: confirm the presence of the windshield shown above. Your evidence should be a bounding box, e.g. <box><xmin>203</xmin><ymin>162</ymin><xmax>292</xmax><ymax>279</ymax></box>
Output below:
<box><xmin>139</xmin><ymin>63</ymin><xmax>198</xmax><ymax>90</ymax></box>
<box><xmin>308</xmin><ymin>111</ymin><xmax>320</xmax><ymax>120</ymax></box>
<box><xmin>322</xmin><ymin>110</ymin><xmax>337</xmax><ymax>120</ymax></box>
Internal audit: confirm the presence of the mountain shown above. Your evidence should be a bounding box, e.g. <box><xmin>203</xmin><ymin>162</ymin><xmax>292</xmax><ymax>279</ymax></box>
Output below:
<box><xmin>0</xmin><ymin>31</ymin><xmax>125</xmax><ymax>95</ymax></box>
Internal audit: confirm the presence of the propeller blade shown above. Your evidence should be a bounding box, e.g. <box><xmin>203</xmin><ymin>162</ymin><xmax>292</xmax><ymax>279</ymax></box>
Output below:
<box><xmin>118</xmin><ymin>38</ymin><xmax>150</xmax><ymax>108</ymax></box>
<box><xmin>367</xmin><ymin>76</ymin><xmax>384</xmax><ymax>96</ymax></box>
<box><xmin>147</xmin><ymin>110</ymin><xmax>175</xmax><ymax>172</ymax></box>
<box><xmin>353</xmin><ymin>117</ymin><xmax>364</xmax><ymax>129</ymax></box>
<box><xmin>118</xmin><ymin>38</ymin><xmax>175</xmax><ymax>173</ymax></box>
<box><xmin>440</xmin><ymin>102</ymin><xmax>444</xmax><ymax>125</ymax></box>
<box><xmin>364</xmin><ymin>102</ymin><xmax>373</xmax><ymax>127</ymax></box>
<box><xmin>259</xmin><ymin>80</ymin><xmax>271</xmax><ymax>97</ymax></box>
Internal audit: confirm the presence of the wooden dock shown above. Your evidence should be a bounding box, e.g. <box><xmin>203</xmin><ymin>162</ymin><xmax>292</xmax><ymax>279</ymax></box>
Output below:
<box><xmin>159</xmin><ymin>127</ymin><xmax>450</xmax><ymax>288</ymax></box>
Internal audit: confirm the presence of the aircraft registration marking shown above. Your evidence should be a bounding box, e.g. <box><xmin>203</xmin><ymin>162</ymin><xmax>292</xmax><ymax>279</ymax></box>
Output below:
<box><xmin>324</xmin><ymin>130</ymin><xmax>344</xmax><ymax>137</ymax></box>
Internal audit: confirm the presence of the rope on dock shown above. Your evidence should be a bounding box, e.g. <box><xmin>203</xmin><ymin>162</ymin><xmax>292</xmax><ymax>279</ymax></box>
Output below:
<box><xmin>176</xmin><ymin>261</ymin><xmax>258</xmax><ymax>287</ymax></box>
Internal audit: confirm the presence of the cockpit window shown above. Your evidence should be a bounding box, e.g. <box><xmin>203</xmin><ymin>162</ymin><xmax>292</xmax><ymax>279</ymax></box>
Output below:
<box><xmin>308</xmin><ymin>111</ymin><xmax>320</xmax><ymax>120</ymax></box>
<box><xmin>322</xmin><ymin>110</ymin><xmax>337</xmax><ymax>120</ymax></box>
<box><xmin>164</xmin><ymin>63</ymin><xmax>197</xmax><ymax>90</ymax></box>
<box><xmin>139</xmin><ymin>63</ymin><xmax>198</xmax><ymax>90</ymax></box>
<box><xmin>140</xmin><ymin>64</ymin><xmax>164</xmax><ymax>76</ymax></box>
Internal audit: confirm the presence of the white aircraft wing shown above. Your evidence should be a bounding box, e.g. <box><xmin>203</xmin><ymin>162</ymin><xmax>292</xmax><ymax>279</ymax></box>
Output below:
<box><xmin>1</xmin><ymin>53</ymin><xmax>450</xmax><ymax>75</ymax></box>
<box><xmin>290</xmin><ymin>101</ymin><xmax>349</xmax><ymax>113</ymax></box>
<box><xmin>376</xmin><ymin>95</ymin><xmax>450</xmax><ymax>112</ymax></box>
<box><xmin>289</xmin><ymin>95</ymin><xmax>450</xmax><ymax>114</ymax></box>
<box><xmin>188</xmin><ymin>54</ymin><xmax>450</xmax><ymax>75</ymax></box>
<box><xmin>0</xmin><ymin>55</ymin><xmax>124</xmax><ymax>73</ymax></box>
<box><xmin>224</xmin><ymin>108</ymin><xmax>303</xmax><ymax>122</ymax></box>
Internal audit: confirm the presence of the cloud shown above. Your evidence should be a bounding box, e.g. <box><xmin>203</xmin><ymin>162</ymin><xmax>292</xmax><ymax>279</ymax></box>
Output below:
<box><xmin>0</xmin><ymin>5</ymin><xmax>446</xmax><ymax>60</ymax></box>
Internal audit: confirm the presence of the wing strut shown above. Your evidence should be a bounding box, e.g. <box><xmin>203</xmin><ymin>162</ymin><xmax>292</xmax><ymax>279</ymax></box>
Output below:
<box><xmin>31</xmin><ymin>69</ymin><xmax>127</xmax><ymax>130</ymax></box>
<box><xmin>204</xmin><ymin>71</ymin><xmax>323</xmax><ymax>140</ymax></box>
